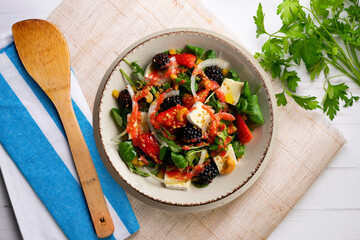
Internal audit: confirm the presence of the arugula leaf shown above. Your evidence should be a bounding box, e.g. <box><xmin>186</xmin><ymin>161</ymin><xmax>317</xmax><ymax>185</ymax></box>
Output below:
<box><xmin>186</xmin><ymin>45</ymin><xmax>204</xmax><ymax>58</ymax></box>
<box><xmin>254</xmin><ymin>3</ymin><xmax>267</xmax><ymax>37</ymax></box>
<box><xmin>126</xmin><ymin>162</ymin><xmax>149</xmax><ymax>177</ymax></box>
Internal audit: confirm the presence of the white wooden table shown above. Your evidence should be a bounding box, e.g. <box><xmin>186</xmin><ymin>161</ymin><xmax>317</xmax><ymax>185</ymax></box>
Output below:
<box><xmin>0</xmin><ymin>0</ymin><xmax>359</xmax><ymax>239</ymax></box>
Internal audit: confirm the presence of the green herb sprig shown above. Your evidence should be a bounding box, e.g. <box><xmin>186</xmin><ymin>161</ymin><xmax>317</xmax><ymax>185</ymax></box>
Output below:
<box><xmin>254</xmin><ymin>0</ymin><xmax>360</xmax><ymax>120</ymax></box>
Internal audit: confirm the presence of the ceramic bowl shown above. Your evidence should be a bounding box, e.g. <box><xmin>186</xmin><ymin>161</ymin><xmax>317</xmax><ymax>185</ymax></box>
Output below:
<box><xmin>93</xmin><ymin>28</ymin><xmax>277</xmax><ymax>212</ymax></box>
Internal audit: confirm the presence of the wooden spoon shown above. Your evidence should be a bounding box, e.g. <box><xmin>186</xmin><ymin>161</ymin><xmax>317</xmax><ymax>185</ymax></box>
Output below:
<box><xmin>12</xmin><ymin>19</ymin><xmax>114</xmax><ymax>238</ymax></box>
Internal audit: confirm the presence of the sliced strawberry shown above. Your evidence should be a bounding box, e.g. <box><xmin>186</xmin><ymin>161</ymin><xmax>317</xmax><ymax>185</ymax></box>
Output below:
<box><xmin>138</xmin><ymin>133</ymin><xmax>161</xmax><ymax>164</ymax></box>
<box><xmin>182</xmin><ymin>89</ymin><xmax>209</xmax><ymax>109</ymax></box>
<box><xmin>235</xmin><ymin>113</ymin><xmax>253</xmax><ymax>144</ymax></box>
<box><xmin>174</xmin><ymin>53</ymin><xmax>197</xmax><ymax>68</ymax></box>
<box><xmin>155</xmin><ymin>105</ymin><xmax>187</xmax><ymax>128</ymax></box>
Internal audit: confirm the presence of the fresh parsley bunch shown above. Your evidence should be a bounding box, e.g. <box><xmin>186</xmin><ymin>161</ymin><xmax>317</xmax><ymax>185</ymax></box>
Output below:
<box><xmin>254</xmin><ymin>0</ymin><xmax>360</xmax><ymax>120</ymax></box>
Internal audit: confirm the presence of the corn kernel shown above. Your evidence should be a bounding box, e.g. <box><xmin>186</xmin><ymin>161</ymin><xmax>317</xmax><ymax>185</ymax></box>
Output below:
<box><xmin>112</xmin><ymin>89</ymin><xmax>120</xmax><ymax>99</ymax></box>
<box><xmin>169</xmin><ymin>49</ymin><xmax>177</xmax><ymax>55</ymax></box>
<box><xmin>196</xmin><ymin>59</ymin><xmax>203</xmax><ymax>65</ymax></box>
<box><xmin>145</xmin><ymin>91</ymin><xmax>154</xmax><ymax>103</ymax></box>
<box><xmin>170</xmin><ymin>73</ymin><xmax>177</xmax><ymax>80</ymax></box>
<box><xmin>155</xmin><ymin>92</ymin><xmax>160</xmax><ymax>98</ymax></box>
<box><xmin>222</xmin><ymin>68</ymin><xmax>229</xmax><ymax>76</ymax></box>
<box><xmin>174</xmin><ymin>83</ymin><xmax>179</xmax><ymax>90</ymax></box>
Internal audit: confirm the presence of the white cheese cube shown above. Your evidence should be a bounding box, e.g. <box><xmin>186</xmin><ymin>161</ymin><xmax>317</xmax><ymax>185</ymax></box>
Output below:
<box><xmin>164</xmin><ymin>172</ymin><xmax>191</xmax><ymax>191</ymax></box>
<box><xmin>213</xmin><ymin>145</ymin><xmax>237</xmax><ymax>175</ymax></box>
<box><xmin>186</xmin><ymin>102</ymin><xmax>212</xmax><ymax>133</ymax></box>
<box><xmin>220</xmin><ymin>78</ymin><xmax>244</xmax><ymax>105</ymax></box>
<box><xmin>127</xmin><ymin>112</ymin><xmax>149</xmax><ymax>139</ymax></box>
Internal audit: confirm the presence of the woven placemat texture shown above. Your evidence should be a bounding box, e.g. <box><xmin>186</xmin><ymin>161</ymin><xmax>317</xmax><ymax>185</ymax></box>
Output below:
<box><xmin>47</xmin><ymin>0</ymin><xmax>346</xmax><ymax>239</ymax></box>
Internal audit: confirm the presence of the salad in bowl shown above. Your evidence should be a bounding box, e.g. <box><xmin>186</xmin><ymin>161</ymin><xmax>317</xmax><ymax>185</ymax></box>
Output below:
<box><xmin>110</xmin><ymin>45</ymin><xmax>264</xmax><ymax>191</ymax></box>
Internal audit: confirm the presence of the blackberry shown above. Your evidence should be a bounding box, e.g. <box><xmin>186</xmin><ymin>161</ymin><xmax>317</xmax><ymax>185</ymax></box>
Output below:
<box><xmin>152</xmin><ymin>53</ymin><xmax>170</xmax><ymax>70</ymax></box>
<box><xmin>159</xmin><ymin>95</ymin><xmax>181</xmax><ymax>112</ymax></box>
<box><xmin>204</xmin><ymin>65</ymin><xmax>224</xmax><ymax>85</ymax></box>
<box><xmin>118</xmin><ymin>89</ymin><xmax>132</xmax><ymax>109</ymax></box>
<box><xmin>196</xmin><ymin>160</ymin><xmax>219</xmax><ymax>185</ymax></box>
<box><xmin>181</xmin><ymin>122</ymin><xmax>202</xmax><ymax>142</ymax></box>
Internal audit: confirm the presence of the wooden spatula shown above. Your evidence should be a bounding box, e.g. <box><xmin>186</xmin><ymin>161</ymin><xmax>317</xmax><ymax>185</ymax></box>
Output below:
<box><xmin>12</xmin><ymin>19</ymin><xmax>114</xmax><ymax>238</ymax></box>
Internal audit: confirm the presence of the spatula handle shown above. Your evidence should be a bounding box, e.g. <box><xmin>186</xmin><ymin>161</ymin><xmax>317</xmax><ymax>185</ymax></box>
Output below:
<box><xmin>54</xmin><ymin>92</ymin><xmax>114</xmax><ymax>238</ymax></box>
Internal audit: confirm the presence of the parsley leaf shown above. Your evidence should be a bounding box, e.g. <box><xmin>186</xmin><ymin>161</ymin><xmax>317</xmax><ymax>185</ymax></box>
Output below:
<box><xmin>254</xmin><ymin>3</ymin><xmax>267</xmax><ymax>37</ymax></box>
<box><xmin>253</xmin><ymin>0</ymin><xmax>360</xmax><ymax>120</ymax></box>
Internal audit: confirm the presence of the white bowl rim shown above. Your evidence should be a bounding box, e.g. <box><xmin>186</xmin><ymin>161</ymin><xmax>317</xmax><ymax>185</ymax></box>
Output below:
<box><xmin>93</xmin><ymin>27</ymin><xmax>277</xmax><ymax>212</ymax></box>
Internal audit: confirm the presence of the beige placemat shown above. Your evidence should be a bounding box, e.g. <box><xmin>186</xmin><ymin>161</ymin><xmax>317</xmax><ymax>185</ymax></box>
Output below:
<box><xmin>47</xmin><ymin>0</ymin><xmax>346</xmax><ymax>239</ymax></box>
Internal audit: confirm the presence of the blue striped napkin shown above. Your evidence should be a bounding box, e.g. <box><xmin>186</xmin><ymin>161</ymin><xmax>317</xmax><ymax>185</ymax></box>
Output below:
<box><xmin>0</xmin><ymin>42</ymin><xmax>139</xmax><ymax>239</ymax></box>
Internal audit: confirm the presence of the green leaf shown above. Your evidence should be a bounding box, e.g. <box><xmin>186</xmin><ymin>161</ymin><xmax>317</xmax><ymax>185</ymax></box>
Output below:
<box><xmin>277</xmin><ymin>0</ymin><xmax>301</xmax><ymax>25</ymax></box>
<box><xmin>262</xmin><ymin>38</ymin><xmax>284</xmax><ymax>57</ymax></box>
<box><xmin>254</xmin><ymin>3</ymin><xmax>267</xmax><ymax>37</ymax></box>
<box><xmin>280</xmin><ymin>23</ymin><xmax>306</xmax><ymax>39</ymax></box>
<box><xmin>275</xmin><ymin>92</ymin><xmax>288</xmax><ymax>106</ymax></box>
<box><xmin>204</xmin><ymin>50</ymin><xmax>216</xmax><ymax>60</ymax></box>
<box><xmin>110</xmin><ymin>108</ymin><xmax>123</xmax><ymax>128</ymax></box>
<box><xmin>226</xmin><ymin>69</ymin><xmax>240</xmax><ymax>81</ymax></box>
<box><xmin>309</xmin><ymin>58</ymin><xmax>327</xmax><ymax>80</ymax></box>
<box><xmin>323</xmin><ymin>82</ymin><xmax>349</xmax><ymax>120</ymax></box>
<box><xmin>280</xmin><ymin>69</ymin><xmax>301</xmax><ymax>92</ymax></box>
<box><xmin>171</xmin><ymin>152</ymin><xmax>188</xmax><ymax>169</ymax></box>
<box><xmin>126</xmin><ymin>162</ymin><xmax>149</xmax><ymax>177</ymax></box>
<box><xmin>159</xmin><ymin>146</ymin><xmax>170</xmax><ymax>161</ymax></box>
<box><xmin>232</xmin><ymin>141</ymin><xmax>245</xmax><ymax>158</ymax></box>
<box><xmin>238</xmin><ymin>81</ymin><xmax>264</xmax><ymax>125</ymax></box>
<box><xmin>118</xmin><ymin>141</ymin><xmax>138</xmax><ymax>163</ymax></box>
<box><xmin>291</xmin><ymin>94</ymin><xmax>321</xmax><ymax>110</ymax></box>
<box><xmin>120</xmin><ymin>68</ymin><xmax>135</xmax><ymax>86</ymax></box>
<box><xmin>186</xmin><ymin>45</ymin><xmax>204</xmax><ymax>58</ymax></box>
<box><xmin>157</xmin><ymin>131</ymin><xmax>182</xmax><ymax>152</ymax></box>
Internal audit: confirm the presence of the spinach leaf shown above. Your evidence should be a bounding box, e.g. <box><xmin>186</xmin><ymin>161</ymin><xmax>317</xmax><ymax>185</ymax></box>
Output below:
<box><xmin>238</xmin><ymin>81</ymin><xmax>264</xmax><ymax>125</ymax></box>
<box><xmin>171</xmin><ymin>152</ymin><xmax>188</xmax><ymax>169</ymax></box>
<box><xmin>110</xmin><ymin>108</ymin><xmax>123</xmax><ymax>128</ymax></box>
<box><xmin>243</xmin><ymin>95</ymin><xmax>264</xmax><ymax>125</ymax></box>
<box><xmin>204</xmin><ymin>50</ymin><xmax>216</xmax><ymax>59</ymax></box>
<box><xmin>186</xmin><ymin>45</ymin><xmax>204</xmax><ymax>58</ymax></box>
<box><xmin>232</xmin><ymin>141</ymin><xmax>245</xmax><ymax>158</ymax></box>
<box><xmin>118</xmin><ymin>141</ymin><xmax>138</xmax><ymax>163</ymax></box>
